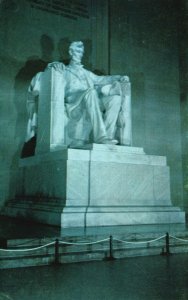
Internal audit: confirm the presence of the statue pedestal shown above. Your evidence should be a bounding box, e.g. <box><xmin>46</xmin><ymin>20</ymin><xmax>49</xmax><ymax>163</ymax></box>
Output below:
<box><xmin>5</xmin><ymin>145</ymin><xmax>185</xmax><ymax>227</ymax></box>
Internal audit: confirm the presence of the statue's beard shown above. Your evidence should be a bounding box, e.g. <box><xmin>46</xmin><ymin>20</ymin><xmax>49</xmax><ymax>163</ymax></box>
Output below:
<box><xmin>71</xmin><ymin>55</ymin><xmax>83</xmax><ymax>64</ymax></box>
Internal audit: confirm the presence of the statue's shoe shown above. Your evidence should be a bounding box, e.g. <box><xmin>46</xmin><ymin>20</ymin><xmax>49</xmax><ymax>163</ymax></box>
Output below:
<box><xmin>69</xmin><ymin>140</ymin><xmax>85</xmax><ymax>149</ymax></box>
<box><xmin>100</xmin><ymin>138</ymin><xmax>118</xmax><ymax>145</ymax></box>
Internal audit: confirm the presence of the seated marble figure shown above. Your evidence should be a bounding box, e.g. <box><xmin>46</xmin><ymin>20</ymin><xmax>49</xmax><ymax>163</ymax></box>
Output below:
<box><xmin>24</xmin><ymin>41</ymin><xmax>131</xmax><ymax>151</ymax></box>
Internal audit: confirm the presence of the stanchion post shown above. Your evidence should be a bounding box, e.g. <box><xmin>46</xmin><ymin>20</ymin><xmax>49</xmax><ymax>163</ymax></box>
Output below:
<box><xmin>109</xmin><ymin>235</ymin><xmax>115</xmax><ymax>260</ymax></box>
<box><xmin>161</xmin><ymin>232</ymin><xmax>171</xmax><ymax>256</ymax></box>
<box><xmin>165</xmin><ymin>232</ymin><xmax>170</xmax><ymax>255</ymax></box>
<box><xmin>54</xmin><ymin>238</ymin><xmax>59</xmax><ymax>264</ymax></box>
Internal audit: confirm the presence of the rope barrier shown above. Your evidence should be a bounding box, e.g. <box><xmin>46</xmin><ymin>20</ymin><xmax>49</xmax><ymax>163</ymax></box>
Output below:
<box><xmin>0</xmin><ymin>238</ymin><xmax>110</xmax><ymax>253</ymax></box>
<box><xmin>169</xmin><ymin>235</ymin><xmax>188</xmax><ymax>243</ymax></box>
<box><xmin>113</xmin><ymin>234</ymin><xmax>166</xmax><ymax>245</ymax></box>
<box><xmin>59</xmin><ymin>238</ymin><xmax>110</xmax><ymax>246</ymax></box>
<box><xmin>0</xmin><ymin>241</ymin><xmax>55</xmax><ymax>252</ymax></box>
<box><xmin>0</xmin><ymin>233</ymin><xmax>188</xmax><ymax>254</ymax></box>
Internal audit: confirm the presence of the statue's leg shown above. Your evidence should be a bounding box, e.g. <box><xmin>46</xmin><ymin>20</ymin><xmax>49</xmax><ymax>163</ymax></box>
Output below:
<box><xmin>102</xmin><ymin>95</ymin><xmax>121</xmax><ymax>139</ymax></box>
<box><xmin>84</xmin><ymin>89</ymin><xmax>108</xmax><ymax>142</ymax></box>
<box><xmin>68</xmin><ymin>89</ymin><xmax>118</xmax><ymax>146</ymax></box>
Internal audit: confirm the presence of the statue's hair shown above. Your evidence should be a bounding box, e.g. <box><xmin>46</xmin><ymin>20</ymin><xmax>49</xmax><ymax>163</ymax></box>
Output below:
<box><xmin>69</xmin><ymin>41</ymin><xmax>84</xmax><ymax>53</ymax></box>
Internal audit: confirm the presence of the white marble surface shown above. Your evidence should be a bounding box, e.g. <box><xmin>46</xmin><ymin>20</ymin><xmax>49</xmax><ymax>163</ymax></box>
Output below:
<box><xmin>85</xmin><ymin>144</ymin><xmax>145</xmax><ymax>153</ymax></box>
<box><xmin>15</xmin><ymin>146</ymin><xmax>185</xmax><ymax>227</ymax></box>
<box><xmin>20</xmin><ymin>146</ymin><xmax>169</xmax><ymax>207</ymax></box>
<box><xmin>153</xmin><ymin>166</ymin><xmax>171</xmax><ymax>204</ymax></box>
<box><xmin>61</xmin><ymin>206</ymin><xmax>185</xmax><ymax>227</ymax></box>
<box><xmin>19</xmin><ymin>145</ymin><xmax>166</xmax><ymax>165</ymax></box>
<box><xmin>86</xmin><ymin>210</ymin><xmax>185</xmax><ymax>227</ymax></box>
<box><xmin>89</xmin><ymin>162</ymin><xmax>170</xmax><ymax>206</ymax></box>
<box><xmin>66</xmin><ymin>160</ymin><xmax>89</xmax><ymax>205</ymax></box>
<box><xmin>28</xmin><ymin>41</ymin><xmax>132</xmax><ymax>152</ymax></box>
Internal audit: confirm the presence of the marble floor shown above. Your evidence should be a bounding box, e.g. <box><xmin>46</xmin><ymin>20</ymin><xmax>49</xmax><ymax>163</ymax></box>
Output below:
<box><xmin>1</xmin><ymin>253</ymin><xmax>188</xmax><ymax>300</ymax></box>
<box><xmin>1</xmin><ymin>216</ymin><xmax>188</xmax><ymax>299</ymax></box>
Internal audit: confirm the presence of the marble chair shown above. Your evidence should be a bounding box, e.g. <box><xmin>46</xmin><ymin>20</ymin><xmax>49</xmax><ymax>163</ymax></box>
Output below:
<box><xmin>25</xmin><ymin>66</ymin><xmax>132</xmax><ymax>154</ymax></box>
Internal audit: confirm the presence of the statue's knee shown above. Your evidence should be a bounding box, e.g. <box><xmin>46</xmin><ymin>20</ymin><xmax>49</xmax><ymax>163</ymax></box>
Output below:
<box><xmin>89</xmin><ymin>88</ymin><xmax>98</xmax><ymax>98</ymax></box>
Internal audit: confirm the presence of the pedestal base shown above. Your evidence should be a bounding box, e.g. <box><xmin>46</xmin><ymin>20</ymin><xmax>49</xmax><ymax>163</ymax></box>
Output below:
<box><xmin>2</xmin><ymin>145</ymin><xmax>185</xmax><ymax>227</ymax></box>
<box><xmin>61</xmin><ymin>206</ymin><xmax>185</xmax><ymax>228</ymax></box>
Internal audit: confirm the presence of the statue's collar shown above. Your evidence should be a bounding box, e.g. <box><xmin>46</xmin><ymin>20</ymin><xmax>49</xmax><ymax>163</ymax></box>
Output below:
<box><xmin>68</xmin><ymin>61</ymin><xmax>84</xmax><ymax>69</ymax></box>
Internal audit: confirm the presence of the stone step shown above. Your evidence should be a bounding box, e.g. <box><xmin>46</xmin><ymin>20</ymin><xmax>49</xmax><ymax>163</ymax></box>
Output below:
<box><xmin>1</xmin><ymin>231</ymin><xmax>188</xmax><ymax>269</ymax></box>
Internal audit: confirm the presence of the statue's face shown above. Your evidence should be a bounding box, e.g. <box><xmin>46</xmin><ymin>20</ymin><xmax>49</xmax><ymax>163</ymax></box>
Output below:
<box><xmin>71</xmin><ymin>46</ymin><xmax>84</xmax><ymax>63</ymax></box>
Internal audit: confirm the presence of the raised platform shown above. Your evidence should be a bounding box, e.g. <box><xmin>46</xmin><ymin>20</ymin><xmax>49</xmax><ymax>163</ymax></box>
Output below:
<box><xmin>0</xmin><ymin>216</ymin><xmax>188</xmax><ymax>269</ymax></box>
<box><xmin>1</xmin><ymin>145</ymin><xmax>185</xmax><ymax>227</ymax></box>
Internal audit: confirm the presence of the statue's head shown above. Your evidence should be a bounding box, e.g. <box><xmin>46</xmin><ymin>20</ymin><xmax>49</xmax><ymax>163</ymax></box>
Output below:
<box><xmin>69</xmin><ymin>41</ymin><xmax>84</xmax><ymax>63</ymax></box>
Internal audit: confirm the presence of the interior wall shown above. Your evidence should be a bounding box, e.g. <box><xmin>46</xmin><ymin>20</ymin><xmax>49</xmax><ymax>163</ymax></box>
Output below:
<box><xmin>178</xmin><ymin>0</ymin><xmax>188</xmax><ymax>212</ymax></box>
<box><xmin>0</xmin><ymin>0</ymin><xmax>185</xmax><ymax>211</ymax></box>
<box><xmin>109</xmin><ymin>0</ymin><xmax>184</xmax><ymax>208</ymax></box>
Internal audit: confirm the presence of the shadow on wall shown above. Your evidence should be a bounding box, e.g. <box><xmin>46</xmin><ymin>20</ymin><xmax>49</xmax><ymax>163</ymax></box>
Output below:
<box><xmin>16</xmin><ymin>35</ymin><xmax>55</xmax><ymax>159</ymax></box>
<box><xmin>8</xmin><ymin>35</ymin><xmax>55</xmax><ymax>200</ymax></box>
<box><xmin>58</xmin><ymin>37</ymin><xmax>71</xmax><ymax>65</ymax></box>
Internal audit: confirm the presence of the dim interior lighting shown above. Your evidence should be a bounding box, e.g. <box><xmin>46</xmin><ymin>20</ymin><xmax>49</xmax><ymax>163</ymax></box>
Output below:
<box><xmin>1</xmin><ymin>0</ymin><xmax>19</xmax><ymax>12</ymax></box>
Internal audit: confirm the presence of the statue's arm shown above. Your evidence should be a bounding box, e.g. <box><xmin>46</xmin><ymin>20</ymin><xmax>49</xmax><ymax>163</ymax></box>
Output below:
<box><xmin>88</xmin><ymin>70</ymin><xmax>129</xmax><ymax>85</ymax></box>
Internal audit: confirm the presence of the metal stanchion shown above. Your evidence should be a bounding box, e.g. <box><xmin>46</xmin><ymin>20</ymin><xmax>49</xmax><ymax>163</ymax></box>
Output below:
<box><xmin>165</xmin><ymin>232</ymin><xmax>170</xmax><ymax>255</ymax></box>
<box><xmin>54</xmin><ymin>238</ymin><xmax>60</xmax><ymax>265</ymax></box>
<box><xmin>161</xmin><ymin>232</ymin><xmax>171</xmax><ymax>256</ymax></box>
<box><xmin>106</xmin><ymin>235</ymin><xmax>115</xmax><ymax>260</ymax></box>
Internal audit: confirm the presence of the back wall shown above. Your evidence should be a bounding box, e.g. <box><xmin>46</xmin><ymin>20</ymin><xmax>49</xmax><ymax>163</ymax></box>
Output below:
<box><xmin>0</xmin><ymin>0</ymin><xmax>185</xmax><ymax>213</ymax></box>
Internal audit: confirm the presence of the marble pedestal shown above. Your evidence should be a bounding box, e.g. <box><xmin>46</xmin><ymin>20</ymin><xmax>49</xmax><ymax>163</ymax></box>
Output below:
<box><xmin>5</xmin><ymin>145</ymin><xmax>185</xmax><ymax>227</ymax></box>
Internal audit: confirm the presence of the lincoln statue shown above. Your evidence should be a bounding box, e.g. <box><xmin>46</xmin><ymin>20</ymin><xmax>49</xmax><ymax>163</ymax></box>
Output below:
<box><xmin>25</xmin><ymin>41</ymin><xmax>131</xmax><ymax>150</ymax></box>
